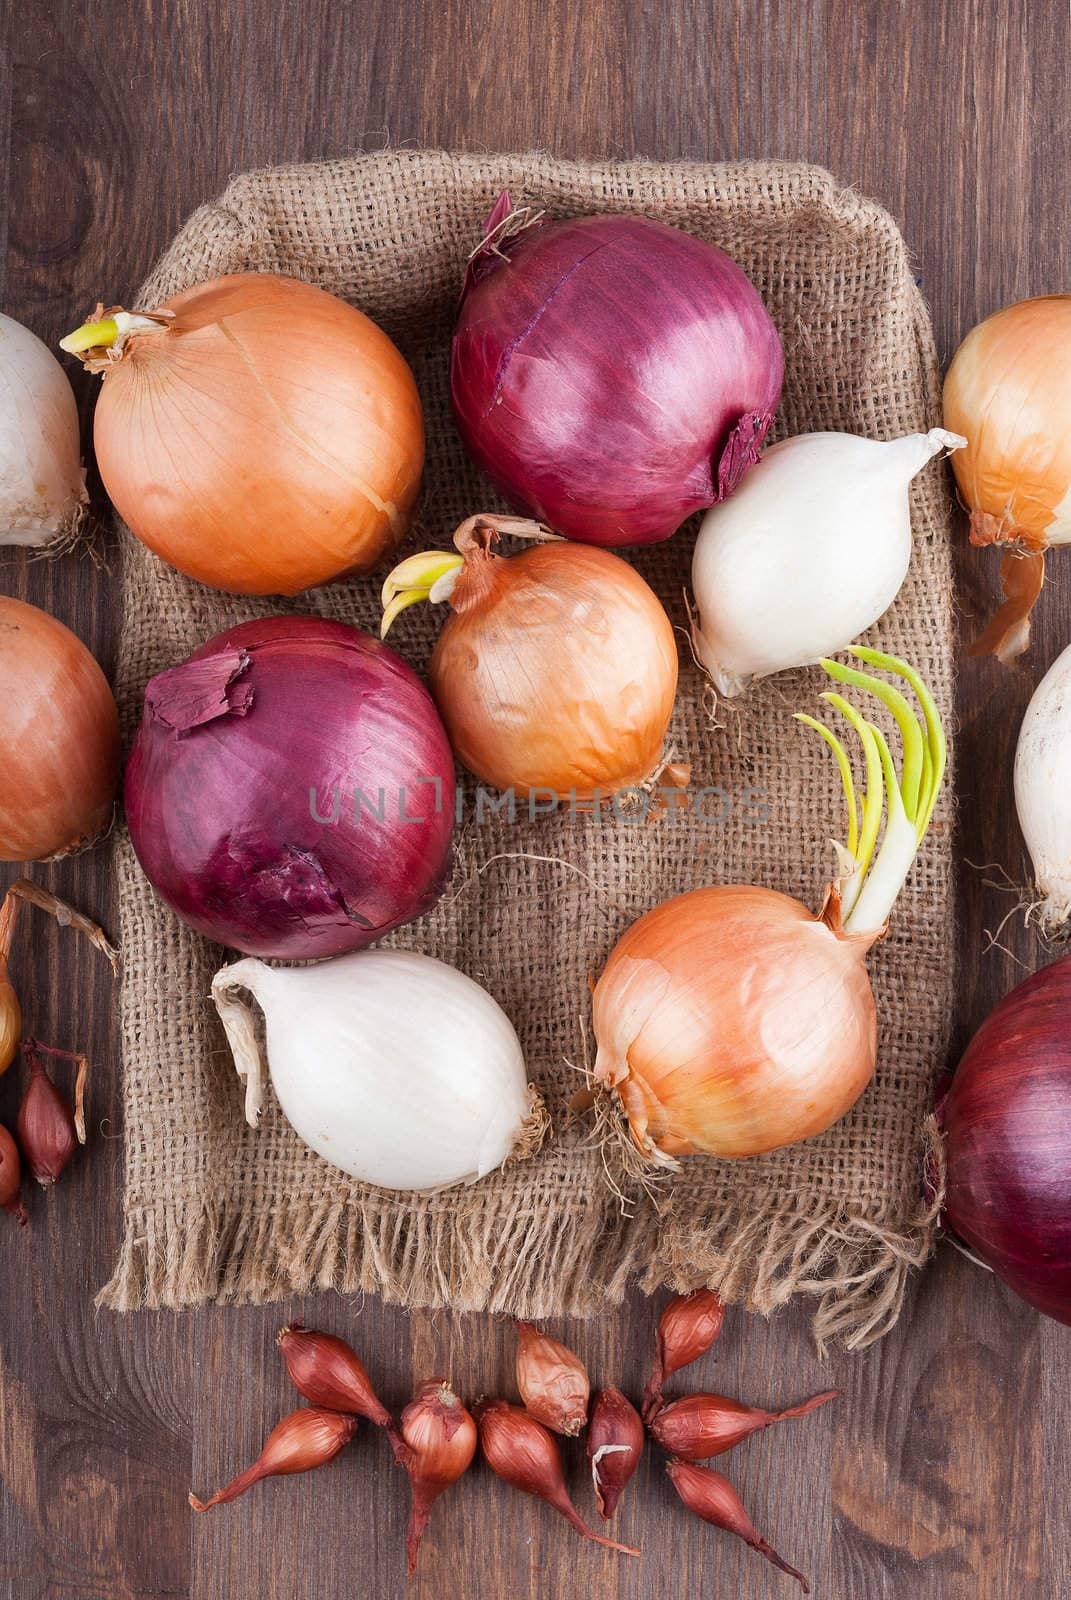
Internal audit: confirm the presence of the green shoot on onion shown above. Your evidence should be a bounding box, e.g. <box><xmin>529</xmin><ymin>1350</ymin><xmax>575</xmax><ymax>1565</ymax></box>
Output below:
<box><xmin>796</xmin><ymin>647</ymin><xmax>946</xmax><ymax>938</ymax></box>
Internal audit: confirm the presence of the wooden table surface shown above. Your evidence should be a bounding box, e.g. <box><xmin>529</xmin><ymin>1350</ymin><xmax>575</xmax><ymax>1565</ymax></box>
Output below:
<box><xmin>2</xmin><ymin>3</ymin><xmax>1069</xmax><ymax>1596</ymax></box>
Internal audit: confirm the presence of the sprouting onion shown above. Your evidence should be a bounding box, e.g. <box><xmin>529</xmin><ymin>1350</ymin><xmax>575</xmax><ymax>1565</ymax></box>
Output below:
<box><xmin>381</xmin><ymin>515</ymin><xmax>678</xmax><ymax>802</ymax></box>
<box><xmin>795</xmin><ymin>645</ymin><xmax>946</xmax><ymax>937</ymax></box>
<box><xmin>592</xmin><ymin>650</ymin><xmax>946</xmax><ymax>1162</ymax></box>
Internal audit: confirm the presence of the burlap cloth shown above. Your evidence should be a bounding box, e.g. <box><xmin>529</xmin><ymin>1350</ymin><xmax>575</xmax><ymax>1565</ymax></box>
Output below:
<box><xmin>101</xmin><ymin>152</ymin><xmax>955</xmax><ymax>1350</ymax></box>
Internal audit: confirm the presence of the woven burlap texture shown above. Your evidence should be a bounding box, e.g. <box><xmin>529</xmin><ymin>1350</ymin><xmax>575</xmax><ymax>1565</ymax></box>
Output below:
<box><xmin>101</xmin><ymin>152</ymin><xmax>955</xmax><ymax>1351</ymax></box>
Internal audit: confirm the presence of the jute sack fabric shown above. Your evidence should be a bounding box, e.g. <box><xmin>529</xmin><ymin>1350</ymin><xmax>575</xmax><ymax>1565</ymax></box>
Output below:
<box><xmin>102</xmin><ymin>152</ymin><xmax>955</xmax><ymax>1350</ymax></box>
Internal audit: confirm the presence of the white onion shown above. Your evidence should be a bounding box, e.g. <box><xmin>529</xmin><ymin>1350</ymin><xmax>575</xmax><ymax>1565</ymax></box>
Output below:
<box><xmin>212</xmin><ymin>948</ymin><xmax>542</xmax><ymax>1192</ymax></box>
<box><xmin>1015</xmin><ymin>640</ymin><xmax>1071</xmax><ymax>928</ymax></box>
<box><xmin>690</xmin><ymin>428</ymin><xmax>965</xmax><ymax>695</ymax></box>
<box><xmin>0</xmin><ymin>313</ymin><xmax>86</xmax><ymax>546</ymax></box>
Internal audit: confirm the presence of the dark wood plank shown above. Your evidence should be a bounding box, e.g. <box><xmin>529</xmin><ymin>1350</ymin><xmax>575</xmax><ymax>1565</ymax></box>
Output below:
<box><xmin>2</xmin><ymin>3</ymin><xmax>1070</xmax><ymax>1597</ymax></box>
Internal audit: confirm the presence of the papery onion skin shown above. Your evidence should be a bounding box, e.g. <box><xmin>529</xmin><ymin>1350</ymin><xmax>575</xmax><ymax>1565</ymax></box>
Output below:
<box><xmin>125</xmin><ymin>615</ymin><xmax>454</xmax><ymax>959</ymax></box>
<box><xmin>212</xmin><ymin>948</ymin><xmax>538</xmax><ymax>1192</ymax></box>
<box><xmin>451</xmin><ymin>198</ymin><xmax>783</xmax><ymax>546</ymax></box>
<box><xmin>941</xmin><ymin>955</ymin><xmax>1071</xmax><ymax>1325</ymax></box>
<box><xmin>0</xmin><ymin>596</ymin><xmax>119</xmax><ymax>861</ymax></box>
<box><xmin>0</xmin><ymin>313</ymin><xmax>86</xmax><ymax>546</ymax></box>
<box><xmin>592</xmin><ymin>885</ymin><xmax>876</xmax><ymax>1160</ymax></box>
<box><xmin>84</xmin><ymin>273</ymin><xmax>424</xmax><ymax>594</ymax></box>
<box><xmin>429</xmin><ymin>536</ymin><xmax>677</xmax><ymax>800</ymax></box>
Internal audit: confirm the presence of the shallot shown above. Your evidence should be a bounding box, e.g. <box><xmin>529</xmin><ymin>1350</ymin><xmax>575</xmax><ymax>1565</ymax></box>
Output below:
<box><xmin>667</xmin><ymin>1459</ymin><xmax>809</xmax><ymax>1592</ymax></box>
<box><xmin>586</xmin><ymin>1388</ymin><xmax>644</xmax><ymax>1519</ymax></box>
<box><xmin>649</xmin><ymin>1387</ymin><xmax>838</xmax><ymax>1460</ymax></box>
<box><xmin>474</xmin><ymin>1399</ymin><xmax>640</xmax><ymax>1556</ymax></box>
<box><xmin>395</xmin><ymin>1380</ymin><xmax>477</xmax><ymax>1572</ymax></box>
<box><xmin>641</xmin><ymin>1289</ymin><xmax>725</xmax><ymax>1420</ymax></box>
<box><xmin>189</xmin><ymin>1408</ymin><xmax>356</xmax><ymax>1511</ymax></box>
<box><xmin>514</xmin><ymin>1320</ymin><xmax>590</xmax><ymax>1435</ymax></box>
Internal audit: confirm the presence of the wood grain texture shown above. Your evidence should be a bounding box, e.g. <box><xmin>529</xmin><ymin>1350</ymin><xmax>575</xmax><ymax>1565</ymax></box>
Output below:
<box><xmin>1</xmin><ymin>2</ymin><xmax>1069</xmax><ymax>1595</ymax></box>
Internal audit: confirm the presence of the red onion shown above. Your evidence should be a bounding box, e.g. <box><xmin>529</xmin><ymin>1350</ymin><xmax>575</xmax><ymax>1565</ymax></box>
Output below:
<box><xmin>940</xmin><ymin>954</ymin><xmax>1071</xmax><ymax>1323</ymax></box>
<box><xmin>125</xmin><ymin>616</ymin><xmax>454</xmax><ymax>959</ymax></box>
<box><xmin>450</xmin><ymin>193</ymin><xmax>783</xmax><ymax>547</ymax></box>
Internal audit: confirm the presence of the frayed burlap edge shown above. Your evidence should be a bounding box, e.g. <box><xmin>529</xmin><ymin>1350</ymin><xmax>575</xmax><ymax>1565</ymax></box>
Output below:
<box><xmin>99</xmin><ymin>1114</ymin><xmax>946</xmax><ymax>1353</ymax></box>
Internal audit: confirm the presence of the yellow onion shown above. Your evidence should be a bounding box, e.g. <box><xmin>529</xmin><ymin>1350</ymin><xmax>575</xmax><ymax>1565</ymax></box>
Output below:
<box><xmin>593</xmin><ymin>884</ymin><xmax>876</xmax><ymax>1159</ymax></box>
<box><xmin>592</xmin><ymin>649</ymin><xmax>946</xmax><ymax>1161</ymax></box>
<box><xmin>943</xmin><ymin>295</ymin><xmax>1071</xmax><ymax>660</ymax></box>
<box><xmin>0</xmin><ymin>596</ymin><xmax>119</xmax><ymax>861</ymax></box>
<box><xmin>60</xmin><ymin>274</ymin><xmax>424</xmax><ymax>595</ymax></box>
<box><xmin>381</xmin><ymin>515</ymin><xmax>678</xmax><ymax>802</ymax></box>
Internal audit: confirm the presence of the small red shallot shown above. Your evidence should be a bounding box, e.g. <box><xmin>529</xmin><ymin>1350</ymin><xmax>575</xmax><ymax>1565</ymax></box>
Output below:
<box><xmin>277</xmin><ymin>1323</ymin><xmax>396</xmax><ymax>1434</ymax></box>
<box><xmin>650</xmin><ymin>1387</ymin><xmax>839</xmax><ymax>1460</ymax></box>
<box><xmin>641</xmin><ymin>1288</ymin><xmax>725</xmax><ymax>1420</ymax></box>
<box><xmin>16</xmin><ymin>1039</ymin><xmax>87</xmax><ymax>1187</ymax></box>
<box><xmin>667</xmin><ymin>1459</ymin><xmax>809</xmax><ymax>1592</ymax></box>
<box><xmin>474</xmin><ymin>1399</ymin><xmax>639</xmax><ymax>1556</ymax></box>
<box><xmin>189</xmin><ymin>1408</ymin><xmax>356</xmax><ymax>1511</ymax></box>
<box><xmin>514</xmin><ymin>1319</ymin><xmax>590</xmax><ymax>1435</ymax></box>
<box><xmin>586</xmin><ymin>1387</ymin><xmax>644</xmax><ymax>1519</ymax></box>
<box><xmin>395</xmin><ymin>1379</ymin><xmax>477</xmax><ymax>1572</ymax></box>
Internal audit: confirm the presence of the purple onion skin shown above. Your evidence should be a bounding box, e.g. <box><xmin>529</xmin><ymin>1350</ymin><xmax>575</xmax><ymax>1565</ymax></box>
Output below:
<box><xmin>450</xmin><ymin>196</ymin><xmax>784</xmax><ymax>547</ymax></box>
<box><xmin>941</xmin><ymin>954</ymin><xmax>1071</xmax><ymax>1324</ymax></box>
<box><xmin>125</xmin><ymin>616</ymin><xmax>455</xmax><ymax>959</ymax></box>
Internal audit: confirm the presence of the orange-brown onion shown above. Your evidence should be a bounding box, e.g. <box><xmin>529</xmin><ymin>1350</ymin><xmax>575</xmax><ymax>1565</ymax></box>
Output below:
<box><xmin>0</xmin><ymin>597</ymin><xmax>119</xmax><ymax>861</ymax></box>
<box><xmin>79</xmin><ymin>274</ymin><xmax>424</xmax><ymax>595</ymax></box>
<box><xmin>943</xmin><ymin>295</ymin><xmax>1071</xmax><ymax>660</ymax></box>
<box><xmin>592</xmin><ymin>885</ymin><xmax>877</xmax><ymax>1161</ymax></box>
<box><xmin>426</xmin><ymin>525</ymin><xmax>678</xmax><ymax>802</ymax></box>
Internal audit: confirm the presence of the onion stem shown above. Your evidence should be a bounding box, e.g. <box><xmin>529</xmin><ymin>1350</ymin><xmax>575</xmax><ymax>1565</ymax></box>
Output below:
<box><xmin>380</xmin><ymin>550</ymin><xmax>466</xmax><ymax>636</ymax></box>
<box><xmin>797</xmin><ymin>649</ymin><xmax>946</xmax><ymax>937</ymax></box>
<box><xmin>59</xmin><ymin>311</ymin><xmax>166</xmax><ymax>357</ymax></box>
<box><xmin>59</xmin><ymin>318</ymin><xmax>119</xmax><ymax>355</ymax></box>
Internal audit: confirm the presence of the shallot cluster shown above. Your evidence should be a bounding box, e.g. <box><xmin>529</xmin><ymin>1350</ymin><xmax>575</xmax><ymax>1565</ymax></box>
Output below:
<box><xmin>0</xmin><ymin>881</ymin><xmax>117</xmax><ymax>1225</ymax></box>
<box><xmin>188</xmin><ymin>1298</ymin><xmax>831</xmax><ymax>1588</ymax></box>
<box><xmin>190</xmin><ymin>1321</ymin><xmax>479</xmax><ymax>1575</ymax></box>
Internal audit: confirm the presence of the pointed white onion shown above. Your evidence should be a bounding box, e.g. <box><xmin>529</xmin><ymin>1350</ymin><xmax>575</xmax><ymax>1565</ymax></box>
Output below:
<box><xmin>0</xmin><ymin>313</ymin><xmax>86</xmax><ymax>547</ymax></box>
<box><xmin>690</xmin><ymin>429</ymin><xmax>965</xmax><ymax>695</ymax></box>
<box><xmin>211</xmin><ymin>948</ymin><xmax>545</xmax><ymax>1192</ymax></box>
<box><xmin>1015</xmin><ymin>640</ymin><xmax>1071</xmax><ymax>929</ymax></box>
